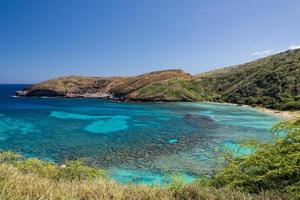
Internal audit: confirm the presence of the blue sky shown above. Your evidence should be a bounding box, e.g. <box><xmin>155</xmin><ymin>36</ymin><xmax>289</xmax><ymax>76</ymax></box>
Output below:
<box><xmin>0</xmin><ymin>0</ymin><xmax>300</xmax><ymax>83</ymax></box>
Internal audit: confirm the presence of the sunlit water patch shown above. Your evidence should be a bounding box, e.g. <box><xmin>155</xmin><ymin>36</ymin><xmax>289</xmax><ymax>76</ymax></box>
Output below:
<box><xmin>85</xmin><ymin>115</ymin><xmax>130</xmax><ymax>134</ymax></box>
<box><xmin>50</xmin><ymin>111</ymin><xmax>130</xmax><ymax>134</ymax></box>
<box><xmin>50</xmin><ymin>111</ymin><xmax>108</xmax><ymax>120</ymax></box>
<box><xmin>109</xmin><ymin>168</ymin><xmax>194</xmax><ymax>185</ymax></box>
<box><xmin>0</xmin><ymin>116</ymin><xmax>39</xmax><ymax>141</ymax></box>
<box><xmin>0</xmin><ymin>85</ymin><xmax>280</xmax><ymax>184</ymax></box>
<box><xmin>168</xmin><ymin>138</ymin><xmax>178</xmax><ymax>144</ymax></box>
<box><xmin>223</xmin><ymin>141</ymin><xmax>254</xmax><ymax>156</ymax></box>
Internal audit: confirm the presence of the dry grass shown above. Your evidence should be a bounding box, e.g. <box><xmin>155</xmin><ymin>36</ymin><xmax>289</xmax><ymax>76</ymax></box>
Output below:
<box><xmin>0</xmin><ymin>163</ymin><xmax>289</xmax><ymax>200</ymax></box>
<box><xmin>29</xmin><ymin>70</ymin><xmax>192</xmax><ymax>95</ymax></box>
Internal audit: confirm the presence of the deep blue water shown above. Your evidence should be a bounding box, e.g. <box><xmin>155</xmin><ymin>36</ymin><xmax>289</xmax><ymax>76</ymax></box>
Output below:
<box><xmin>0</xmin><ymin>84</ymin><xmax>279</xmax><ymax>184</ymax></box>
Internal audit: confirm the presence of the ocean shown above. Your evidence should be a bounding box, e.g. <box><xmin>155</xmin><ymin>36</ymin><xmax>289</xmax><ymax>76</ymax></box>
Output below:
<box><xmin>0</xmin><ymin>84</ymin><xmax>279</xmax><ymax>184</ymax></box>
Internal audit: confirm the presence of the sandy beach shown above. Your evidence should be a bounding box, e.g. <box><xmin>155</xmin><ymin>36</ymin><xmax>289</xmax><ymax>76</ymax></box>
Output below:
<box><xmin>254</xmin><ymin>107</ymin><xmax>300</xmax><ymax>120</ymax></box>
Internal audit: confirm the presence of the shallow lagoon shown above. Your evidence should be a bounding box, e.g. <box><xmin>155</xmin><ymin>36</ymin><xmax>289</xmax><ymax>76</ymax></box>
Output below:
<box><xmin>0</xmin><ymin>85</ymin><xmax>279</xmax><ymax>184</ymax></box>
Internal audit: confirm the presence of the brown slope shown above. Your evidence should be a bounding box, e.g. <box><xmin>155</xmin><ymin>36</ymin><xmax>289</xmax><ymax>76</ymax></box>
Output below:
<box><xmin>18</xmin><ymin>69</ymin><xmax>193</xmax><ymax>100</ymax></box>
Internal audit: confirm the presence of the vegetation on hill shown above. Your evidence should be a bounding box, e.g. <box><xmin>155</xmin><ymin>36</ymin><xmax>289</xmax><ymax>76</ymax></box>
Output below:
<box><xmin>17</xmin><ymin>49</ymin><xmax>300</xmax><ymax>110</ymax></box>
<box><xmin>0</xmin><ymin>119</ymin><xmax>299</xmax><ymax>199</ymax></box>
<box><xmin>23</xmin><ymin>76</ymin><xmax>111</xmax><ymax>97</ymax></box>
<box><xmin>126</xmin><ymin>78</ymin><xmax>206</xmax><ymax>101</ymax></box>
<box><xmin>111</xmin><ymin>69</ymin><xmax>192</xmax><ymax>96</ymax></box>
<box><xmin>196</xmin><ymin>49</ymin><xmax>300</xmax><ymax>110</ymax></box>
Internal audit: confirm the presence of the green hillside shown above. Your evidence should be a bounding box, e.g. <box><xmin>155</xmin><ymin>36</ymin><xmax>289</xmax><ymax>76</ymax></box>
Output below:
<box><xmin>195</xmin><ymin>49</ymin><xmax>300</xmax><ymax>110</ymax></box>
<box><xmin>126</xmin><ymin>78</ymin><xmax>206</xmax><ymax>101</ymax></box>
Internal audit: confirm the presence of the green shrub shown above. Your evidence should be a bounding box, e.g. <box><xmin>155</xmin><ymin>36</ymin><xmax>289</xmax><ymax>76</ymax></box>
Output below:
<box><xmin>59</xmin><ymin>160</ymin><xmax>106</xmax><ymax>181</ymax></box>
<box><xmin>0</xmin><ymin>152</ymin><xmax>106</xmax><ymax>181</ymax></box>
<box><xmin>0</xmin><ymin>151</ymin><xmax>22</xmax><ymax>162</ymax></box>
<box><xmin>15</xmin><ymin>158</ymin><xmax>59</xmax><ymax>179</ymax></box>
<box><xmin>167</xmin><ymin>173</ymin><xmax>190</xmax><ymax>192</ymax></box>
<box><xmin>211</xmin><ymin>119</ymin><xmax>300</xmax><ymax>198</ymax></box>
<box><xmin>281</xmin><ymin>101</ymin><xmax>300</xmax><ymax>110</ymax></box>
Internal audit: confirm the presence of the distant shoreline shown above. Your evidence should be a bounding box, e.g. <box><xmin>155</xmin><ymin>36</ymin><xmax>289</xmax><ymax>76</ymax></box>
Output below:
<box><xmin>252</xmin><ymin>106</ymin><xmax>300</xmax><ymax>120</ymax></box>
<box><xmin>12</xmin><ymin>94</ymin><xmax>300</xmax><ymax>120</ymax></box>
<box><xmin>194</xmin><ymin>102</ymin><xmax>300</xmax><ymax>121</ymax></box>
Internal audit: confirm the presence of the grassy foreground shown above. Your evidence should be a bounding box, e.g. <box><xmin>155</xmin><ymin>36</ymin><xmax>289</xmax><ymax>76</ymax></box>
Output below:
<box><xmin>0</xmin><ymin>163</ymin><xmax>287</xmax><ymax>200</ymax></box>
<box><xmin>0</xmin><ymin>119</ymin><xmax>299</xmax><ymax>200</ymax></box>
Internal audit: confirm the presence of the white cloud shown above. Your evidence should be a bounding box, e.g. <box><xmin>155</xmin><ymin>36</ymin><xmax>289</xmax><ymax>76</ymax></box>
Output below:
<box><xmin>288</xmin><ymin>44</ymin><xmax>300</xmax><ymax>50</ymax></box>
<box><xmin>252</xmin><ymin>49</ymin><xmax>273</xmax><ymax>56</ymax></box>
<box><xmin>251</xmin><ymin>44</ymin><xmax>300</xmax><ymax>57</ymax></box>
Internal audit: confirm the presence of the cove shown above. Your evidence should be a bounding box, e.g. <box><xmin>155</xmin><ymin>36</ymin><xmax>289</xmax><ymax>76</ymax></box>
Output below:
<box><xmin>0</xmin><ymin>85</ymin><xmax>280</xmax><ymax>184</ymax></box>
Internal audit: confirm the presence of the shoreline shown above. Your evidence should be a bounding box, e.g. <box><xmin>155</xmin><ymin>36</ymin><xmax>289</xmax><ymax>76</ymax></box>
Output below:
<box><xmin>200</xmin><ymin>101</ymin><xmax>300</xmax><ymax>121</ymax></box>
<box><xmin>12</xmin><ymin>94</ymin><xmax>300</xmax><ymax>120</ymax></box>
<box><xmin>252</xmin><ymin>106</ymin><xmax>300</xmax><ymax>120</ymax></box>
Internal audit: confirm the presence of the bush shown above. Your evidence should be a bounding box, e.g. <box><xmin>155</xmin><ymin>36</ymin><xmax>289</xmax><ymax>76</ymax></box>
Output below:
<box><xmin>16</xmin><ymin>158</ymin><xmax>59</xmax><ymax>179</ymax></box>
<box><xmin>59</xmin><ymin>160</ymin><xmax>106</xmax><ymax>181</ymax></box>
<box><xmin>281</xmin><ymin>101</ymin><xmax>300</xmax><ymax>110</ymax></box>
<box><xmin>211</xmin><ymin>119</ymin><xmax>300</xmax><ymax>198</ymax></box>
<box><xmin>0</xmin><ymin>152</ymin><xmax>106</xmax><ymax>181</ymax></box>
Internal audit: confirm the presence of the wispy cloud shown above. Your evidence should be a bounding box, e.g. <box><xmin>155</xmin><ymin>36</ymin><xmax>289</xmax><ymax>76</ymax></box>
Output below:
<box><xmin>252</xmin><ymin>49</ymin><xmax>273</xmax><ymax>56</ymax></box>
<box><xmin>252</xmin><ymin>44</ymin><xmax>299</xmax><ymax>57</ymax></box>
<box><xmin>289</xmin><ymin>44</ymin><xmax>300</xmax><ymax>50</ymax></box>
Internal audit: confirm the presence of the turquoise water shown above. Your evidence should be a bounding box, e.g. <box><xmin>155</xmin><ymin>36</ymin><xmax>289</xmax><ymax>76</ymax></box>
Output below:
<box><xmin>0</xmin><ymin>85</ymin><xmax>279</xmax><ymax>184</ymax></box>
